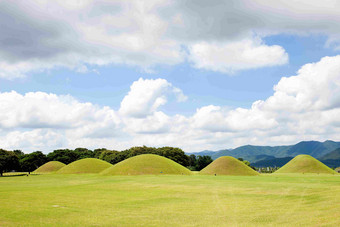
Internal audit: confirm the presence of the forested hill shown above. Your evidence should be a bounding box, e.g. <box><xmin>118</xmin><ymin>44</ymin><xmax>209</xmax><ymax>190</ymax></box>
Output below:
<box><xmin>192</xmin><ymin>140</ymin><xmax>340</xmax><ymax>163</ymax></box>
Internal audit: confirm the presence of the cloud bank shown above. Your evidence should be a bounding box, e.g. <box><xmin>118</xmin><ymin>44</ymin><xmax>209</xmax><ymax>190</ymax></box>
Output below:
<box><xmin>1</xmin><ymin>0</ymin><xmax>340</xmax><ymax>79</ymax></box>
<box><xmin>2</xmin><ymin>56</ymin><xmax>340</xmax><ymax>152</ymax></box>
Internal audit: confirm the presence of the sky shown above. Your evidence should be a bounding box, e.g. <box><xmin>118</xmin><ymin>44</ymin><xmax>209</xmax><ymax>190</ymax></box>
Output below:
<box><xmin>1</xmin><ymin>0</ymin><xmax>340</xmax><ymax>153</ymax></box>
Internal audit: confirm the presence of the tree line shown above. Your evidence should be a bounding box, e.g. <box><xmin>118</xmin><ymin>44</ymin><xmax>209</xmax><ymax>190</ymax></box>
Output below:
<box><xmin>0</xmin><ymin>146</ymin><xmax>213</xmax><ymax>175</ymax></box>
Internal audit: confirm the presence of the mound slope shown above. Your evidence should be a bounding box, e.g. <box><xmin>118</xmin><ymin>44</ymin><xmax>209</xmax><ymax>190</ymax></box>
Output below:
<box><xmin>275</xmin><ymin>155</ymin><xmax>337</xmax><ymax>174</ymax></box>
<box><xmin>200</xmin><ymin>156</ymin><xmax>259</xmax><ymax>176</ymax></box>
<box><xmin>34</xmin><ymin>161</ymin><xmax>66</xmax><ymax>173</ymax></box>
<box><xmin>100</xmin><ymin>154</ymin><xmax>192</xmax><ymax>175</ymax></box>
<box><xmin>57</xmin><ymin>158</ymin><xmax>112</xmax><ymax>174</ymax></box>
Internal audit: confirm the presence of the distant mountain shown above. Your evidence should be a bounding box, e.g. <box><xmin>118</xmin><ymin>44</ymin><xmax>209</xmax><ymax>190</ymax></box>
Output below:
<box><xmin>285</xmin><ymin>141</ymin><xmax>340</xmax><ymax>158</ymax></box>
<box><xmin>319</xmin><ymin>148</ymin><xmax>340</xmax><ymax>168</ymax></box>
<box><xmin>197</xmin><ymin>140</ymin><xmax>340</xmax><ymax>163</ymax></box>
<box><xmin>251</xmin><ymin>157</ymin><xmax>293</xmax><ymax>168</ymax></box>
<box><xmin>320</xmin><ymin>148</ymin><xmax>340</xmax><ymax>160</ymax></box>
<box><xmin>211</xmin><ymin>145</ymin><xmax>290</xmax><ymax>162</ymax></box>
<box><xmin>187</xmin><ymin>150</ymin><xmax>217</xmax><ymax>157</ymax></box>
<box><xmin>321</xmin><ymin>160</ymin><xmax>340</xmax><ymax>168</ymax></box>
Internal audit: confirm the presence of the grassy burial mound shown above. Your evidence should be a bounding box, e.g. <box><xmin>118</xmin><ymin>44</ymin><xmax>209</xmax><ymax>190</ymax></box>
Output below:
<box><xmin>100</xmin><ymin>154</ymin><xmax>192</xmax><ymax>175</ymax></box>
<box><xmin>200</xmin><ymin>156</ymin><xmax>259</xmax><ymax>176</ymax></box>
<box><xmin>57</xmin><ymin>158</ymin><xmax>112</xmax><ymax>174</ymax></box>
<box><xmin>34</xmin><ymin>161</ymin><xmax>66</xmax><ymax>174</ymax></box>
<box><xmin>275</xmin><ymin>154</ymin><xmax>337</xmax><ymax>174</ymax></box>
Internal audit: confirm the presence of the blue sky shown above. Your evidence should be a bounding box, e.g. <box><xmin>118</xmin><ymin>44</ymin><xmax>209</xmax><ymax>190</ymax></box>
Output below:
<box><xmin>1</xmin><ymin>1</ymin><xmax>340</xmax><ymax>153</ymax></box>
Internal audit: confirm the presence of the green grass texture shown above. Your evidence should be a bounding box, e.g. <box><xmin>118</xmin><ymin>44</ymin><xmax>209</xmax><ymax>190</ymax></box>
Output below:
<box><xmin>57</xmin><ymin>158</ymin><xmax>112</xmax><ymax>174</ymax></box>
<box><xmin>1</xmin><ymin>174</ymin><xmax>340</xmax><ymax>226</ymax></box>
<box><xmin>34</xmin><ymin>161</ymin><xmax>66</xmax><ymax>174</ymax></box>
<box><xmin>275</xmin><ymin>154</ymin><xmax>337</xmax><ymax>174</ymax></box>
<box><xmin>100</xmin><ymin>154</ymin><xmax>192</xmax><ymax>175</ymax></box>
<box><xmin>200</xmin><ymin>156</ymin><xmax>259</xmax><ymax>176</ymax></box>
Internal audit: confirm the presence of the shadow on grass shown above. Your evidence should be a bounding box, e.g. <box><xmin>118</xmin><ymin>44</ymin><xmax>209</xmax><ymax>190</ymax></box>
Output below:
<box><xmin>1</xmin><ymin>173</ymin><xmax>40</xmax><ymax>177</ymax></box>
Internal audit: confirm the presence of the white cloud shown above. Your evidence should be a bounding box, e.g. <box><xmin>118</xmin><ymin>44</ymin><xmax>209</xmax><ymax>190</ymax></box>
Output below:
<box><xmin>188</xmin><ymin>38</ymin><xmax>288</xmax><ymax>73</ymax></box>
<box><xmin>119</xmin><ymin>78</ymin><xmax>187</xmax><ymax>118</ymax></box>
<box><xmin>0</xmin><ymin>77</ymin><xmax>189</xmax><ymax>152</ymax></box>
<box><xmin>1</xmin><ymin>0</ymin><xmax>340</xmax><ymax>79</ymax></box>
<box><xmin>189</xmin><ymin>55</ymin><xmax>340</xmax><ymax>148</ymax></box>
<box><xmin>123</xmin><ymin>111</ymin><xmax>171</xmax><ymax>134</ymax></box>
<box><xmin>0</xmin><ymin>91</ymin><xmax>121</xmax><ymax>137</ymax></box>
<box><xmin>191</xmin><ymin>103</ymin><xmax>277</xmax><ymax>132</ymax></box>
<box><xmin>0</xmin><ymin>129</ymin><xmax>66</xmax><ymax>152</ymax></box>
<box><xmin>3</xmin><ymin>56</ymin><xmax>340</xmax><ymax>152</ymax></box>
<box><xmin>0</xmin><ymin>0</ymin><xmax>185</xmax><ymax>79</ymax></box>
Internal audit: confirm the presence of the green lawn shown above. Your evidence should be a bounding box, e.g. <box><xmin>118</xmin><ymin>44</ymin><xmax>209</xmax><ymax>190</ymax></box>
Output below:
<box><xmin>1</xmin><ymin>174</ymin><xmax>340</xmax><ymax>226</ymax></box>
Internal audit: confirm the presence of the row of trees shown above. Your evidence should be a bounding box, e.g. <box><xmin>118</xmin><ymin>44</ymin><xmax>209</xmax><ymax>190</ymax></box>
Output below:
<box><xmin>188</xmin><ymin>155</ymin><xmax>213</xmax><ymax>171</ymax></box>
<box><xmin>0</xmin><ymin>149</ymin><xmax>47</xmax><ymax>175</ymax></box>
<box><xmin>0</xmin><ymin>146</ymin><xmax>214</xmax><ymax>175</ymax></box>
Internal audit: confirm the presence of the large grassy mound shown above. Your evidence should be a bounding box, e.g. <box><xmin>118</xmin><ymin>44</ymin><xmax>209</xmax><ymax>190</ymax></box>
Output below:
<box><xmin>275</xmin><ymin>154</ymin><xmax>337</xmax><ymax>174</ymax></box>
<box><xmin>100</xmin><ymin>154</ymin><xmax>192</xmax><ymax>175</ymax></box>
<box><xmin>57</xmin><ymin>158</ymin><xmax>112</xmax><ymax>174</ymax></box>
<box><xmin>200</xmin><ymin>156</ymin><xmax>259</xmax><ymax>176</ymax></box>
<box><xmin>34</xmin><ymin>161</ymin><xmax>66</xmax><ymax>173</ymax></box>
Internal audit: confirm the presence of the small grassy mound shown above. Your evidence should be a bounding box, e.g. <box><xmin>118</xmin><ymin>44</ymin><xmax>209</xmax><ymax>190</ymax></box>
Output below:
<box><xmin>57</xmin><ymin>158</ymin><xmax>112</xmax><ymax>174</ymax></box>
<box><xmin>200</xmin><ymin>156</ymin><xmax>259</xmax><ymax>176</ymax></box>
<box><xmin>34</xmin><ymin>161</ymin><xmax>66</xmax><ymax>173</ymax></box>
<box><xmin>275</xmin><ymin>155</ymin><xmax>337</xmax><ymax>174</ymax></box>
<box><xmin>100</xmin><ymin>154</ymin><xmax>192</xmax><ymax>175</ymax></box>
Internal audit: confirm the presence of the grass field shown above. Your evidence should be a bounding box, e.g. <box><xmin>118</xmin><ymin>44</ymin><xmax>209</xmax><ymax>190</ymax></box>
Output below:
<box><xmin>1</xmin><ymin>174</ymin><xmax>340</xmax><ymax>226</ymax></box>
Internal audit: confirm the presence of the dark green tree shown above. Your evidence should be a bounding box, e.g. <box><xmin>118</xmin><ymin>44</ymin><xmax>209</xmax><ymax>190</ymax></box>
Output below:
<box><xmin>20</xmin><ymin>151</ymin><xmax>47</xmax><ymax>174</ymax></box>
<box><xmin>189</xmin><ymin>154</ymin><xmax>197</xmax><ymax>166</ymax></box>
<box><xmin>13</xmin><ymin>150</ymin><xmax>24</xmax><ymax>158</ymax></box>
<box><xmin>47</xmin><ymin>149</ymin><xmax>79</xmax><ymax>164</ymax></box>
<box><xmin>127</xmin><ymin>146</ymin><xmax>157</xmax><ymax>158</ymax></box>
<box><xmin>0</xmin><ymin>149</ymin><xmax>19</xmax><ymax>176</ymax></box>
<box><xmin>98</xmin><ymin>150</ymin><xmax>119</xmax><ymax>163</ymax></box>
<box><xmin>93</xmin><ymin>148</ymin><xmax>107</xmax><ymax>158</ymax></box>
<box><xmin>74</xmin><ymin>148</ymin><xmax>94</xmax><ymax>159</ymax></box>
<box><xmin>157</xmin><ymin>147</ymin><xmax>189</xmax><ymax>167</ymax></box>
<box><xmin>196</xmin><ymin>155</ymin><xmax>213</xmax><ymax>171</ymax></box>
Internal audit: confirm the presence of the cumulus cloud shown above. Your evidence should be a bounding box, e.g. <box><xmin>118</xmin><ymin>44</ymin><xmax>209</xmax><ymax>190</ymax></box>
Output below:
<box><xmin>119</xmin><ymin>78</ymin><xmax>187</xmax><ymax>118</ymax></box>
<box><xmin>3</xmin><ymin>56</ymin><xmax>340</xmax><ymax>152</ymax></box>
<box><xmin>0</xmin><ymin>0</ymin><xmax>185</xmax><ymax>79</ymax></box>
<box><xmin>189</xmin><ymin>55</ymin><xmax>340</xmax><ymax>147</ymax></box>
<box><xmin>188</xmin><ymin>39</ymin><xmax>288</xmax><ymax>73</ymax></box>
<box><xmin>1</xmin><ymin>0</ymin><xmax>340</xmax><ymax>79</ymax></box>
<box><xmin>0</xmin><ymin>77</ymin><xmax>189</xmax><ymax>151</ymax></box>
<box><xmin>0</xmin><ymin>91</ymin><xmax>121</xmax><ymax>138</ymax></box>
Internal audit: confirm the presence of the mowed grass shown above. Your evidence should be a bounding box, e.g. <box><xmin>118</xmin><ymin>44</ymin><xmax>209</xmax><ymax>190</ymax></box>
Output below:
<box><xmin>101</xmin><ymin>154</ymin><xmax>192</xmax><ymax>175</ymax></box>
<box><xmin>1</xmin><ymin>174</ymin><xmax>340</xmax><ymax>226</ymax></box>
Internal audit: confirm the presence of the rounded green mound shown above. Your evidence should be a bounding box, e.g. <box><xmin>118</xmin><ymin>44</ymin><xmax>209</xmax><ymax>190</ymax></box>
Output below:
<box><xmin>100</xmin><ymin>154</ymin><xmax>192</xmax><ymax>175</ymax></box>
<box><xmin>275</xmin><ymin>155</ymin><xmax>337</xmax><ymax>174</ymax></box>
<box><xmin>57</xmin><ymin>158</ymin><xmax>112</xmax><ymax>174</ymax></box>
<box><xmin>200</xmin><ymin>156</ymin><xmax>259</xmax><ymax>176</ymax></box>
<box><xmin>34</xmin><ymin>161</ymin><xmax>66</xmax><ymax>173</ymax></box>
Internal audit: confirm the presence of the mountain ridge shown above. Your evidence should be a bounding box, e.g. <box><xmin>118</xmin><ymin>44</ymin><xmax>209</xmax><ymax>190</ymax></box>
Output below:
<box><xmin>190</xmin><ymin>140</ymin><xmax>340</xmax><ymax>163</ymax></box>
